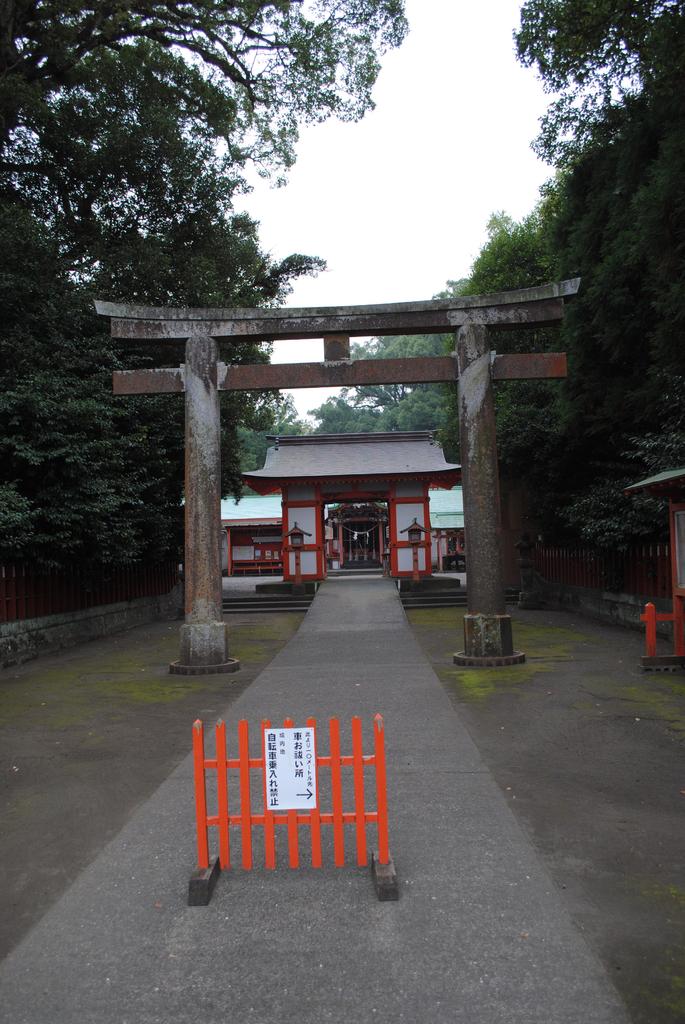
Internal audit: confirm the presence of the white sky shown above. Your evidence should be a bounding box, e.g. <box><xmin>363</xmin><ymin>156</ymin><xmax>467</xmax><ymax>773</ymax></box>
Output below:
<box><xmin>239</xmin><ymin>0</ymin><xmax>552</xmax><ymax>418</ymax></box>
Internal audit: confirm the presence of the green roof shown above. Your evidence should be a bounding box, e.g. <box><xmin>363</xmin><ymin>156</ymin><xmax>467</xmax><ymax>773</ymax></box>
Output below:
<box><xmin>625</xmin><ymin>468</ymin><xmax>685</xmax><ymax>494</ymax></box>
<box><xmin>221</xmin><ymin>493</ymin><xmax>282</xmax><ymax>522</ymax></box>
<box><xmin>221</xmin><ymin>487</ymin><xmax>464</xmax><ymax>528</ymax></box>
<box><xmin>428</xmin><ymin>487</ymin><xmax>464</xmax><ymax>529</ymax></box>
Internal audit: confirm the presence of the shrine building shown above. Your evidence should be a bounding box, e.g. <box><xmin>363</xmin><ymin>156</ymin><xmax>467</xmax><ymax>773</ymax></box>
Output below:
<box><xmin>225</xmin><ymin>431</ymin><xmax>461</xmax><ymax>582</ymax></box>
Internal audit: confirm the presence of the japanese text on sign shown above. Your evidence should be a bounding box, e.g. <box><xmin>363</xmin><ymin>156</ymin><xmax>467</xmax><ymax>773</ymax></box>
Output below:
<box><xmin>264</xmin><ymin>726</ymin><xmax>317</xmax><ymax>811</ymax></box>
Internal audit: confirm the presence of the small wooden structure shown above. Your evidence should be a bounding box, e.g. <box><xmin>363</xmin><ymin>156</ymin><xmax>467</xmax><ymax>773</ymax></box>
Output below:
<box><xmin>625</xmin><ymin>468</ymin><xmax>685</xmax><ymax>669</ymax></box>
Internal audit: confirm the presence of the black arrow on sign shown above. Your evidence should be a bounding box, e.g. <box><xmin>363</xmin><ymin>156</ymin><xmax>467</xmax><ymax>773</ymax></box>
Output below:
<box><xmin>297</xmin><ymin>789</ymin><xmax>314</xmax><ymax>800</ymax></box>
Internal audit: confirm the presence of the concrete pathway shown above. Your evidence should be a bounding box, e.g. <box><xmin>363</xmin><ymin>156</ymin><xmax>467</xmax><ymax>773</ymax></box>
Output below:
<box><xmin>0</xmin><ymin>579</ymin><xmax>629</xmax><ymax>1023</ymax></box>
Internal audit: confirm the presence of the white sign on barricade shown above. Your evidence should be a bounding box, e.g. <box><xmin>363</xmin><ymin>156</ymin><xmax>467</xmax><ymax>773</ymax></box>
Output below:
<box><xmin>263</xmin><ymin>726</ymin><xmax>317</xmax><ymax>811</ymax></box>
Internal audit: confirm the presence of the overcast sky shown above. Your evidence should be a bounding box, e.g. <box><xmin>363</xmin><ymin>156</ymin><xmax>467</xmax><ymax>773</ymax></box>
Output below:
<box><xmin>239</xmin><ymin>0</ymin><xmax>553</xmax><ymax>418</ymax></box>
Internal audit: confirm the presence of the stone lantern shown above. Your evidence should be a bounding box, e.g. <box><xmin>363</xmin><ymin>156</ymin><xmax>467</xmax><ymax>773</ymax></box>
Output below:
<box><xmin>284</xmin><ymin>521</ymin><xmax>312</xmax><ymax>594</ymax></box>
<box><xmin>400</xmin><ymin>518</ymin><xmax>429</xmax><ymax>583</ymax></box>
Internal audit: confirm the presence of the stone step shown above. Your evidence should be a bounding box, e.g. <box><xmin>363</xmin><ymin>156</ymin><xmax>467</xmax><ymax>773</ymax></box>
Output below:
<box><xmin>223</xmin><ymin>594</ymin><xmax>312</xmax><ymax>603</ymax></box>
<box><xmin>222</xmin><ymin>600</ymin><xmax>312</xmax><ymax>614</ymax></box>
<box><xmin>400</xmin><ymin>595</ymin><xmax>467</xmax><ymax>609</ymax></box>
<box><xmin>327</xmin><ymin>568</ymin><xmax>382</xmax><ymax>577</ymax></box>
<box><xmin>222</xmin><ymin>595</ymin><xmax>314</xmax><ymax>614</ymax></box>
<box><xmin>400</xmin><ymin>588</ymin><xmax>520</xmax><ymax>610</ymax></box>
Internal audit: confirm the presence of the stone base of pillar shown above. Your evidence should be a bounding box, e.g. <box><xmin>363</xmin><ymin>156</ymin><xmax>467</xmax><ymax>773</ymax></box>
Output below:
<box><xmin>453</xmin><ymin>613</ymin><xmax>525</xmax><ymax>667</ymax></box>
<box><xmin>170</xmin><ymin>621</ymin><xmax>240</xmax><ymax>675</ymax></box>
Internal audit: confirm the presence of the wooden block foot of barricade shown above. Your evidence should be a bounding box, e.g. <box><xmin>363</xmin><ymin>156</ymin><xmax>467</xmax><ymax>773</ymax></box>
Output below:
<box><xmin>188</xmin><ymin>856</ymin><xmax>221</xmax><ymax>906</ymax></box>
<box><xmin>371</xmin><ymin>851</ymin><xmax>399</xmax><ymax>901</ymax></box>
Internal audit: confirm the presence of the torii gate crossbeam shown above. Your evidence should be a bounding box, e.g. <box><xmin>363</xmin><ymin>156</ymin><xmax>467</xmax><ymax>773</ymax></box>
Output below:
<box><xmin>96</xmin><ymin>279</ymin><xmax>579</xmax><ymax>674</ymax></box>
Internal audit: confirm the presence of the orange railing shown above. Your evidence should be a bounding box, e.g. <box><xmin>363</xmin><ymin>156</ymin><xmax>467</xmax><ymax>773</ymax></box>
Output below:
<box><xmin>641</xmin><ymin>601</ymin><xmax>685</xmax><ymax>658</ymax></box>
<box><xmin>192</xmin><ymin>714</ymin><xmax>391</xmax><ymax>873</ymax></box>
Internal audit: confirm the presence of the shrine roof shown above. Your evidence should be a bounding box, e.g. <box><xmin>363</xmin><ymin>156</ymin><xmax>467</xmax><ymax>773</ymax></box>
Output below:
<box><xmin>242</xmin><ymin>431</ymin><xmax>460</xmax><ymax>489</ymax></box>
<box><xmin>624</xmin><ymin>468</ymin><xmax>685</xmax><ymax>498</ymax></box>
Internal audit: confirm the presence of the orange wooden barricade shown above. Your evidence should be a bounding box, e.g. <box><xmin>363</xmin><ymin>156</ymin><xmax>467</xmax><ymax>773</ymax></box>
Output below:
<box><xmin>192</xmin><ymin>714</ymin><xmax>391</xmax><ymax>872</ymax></box>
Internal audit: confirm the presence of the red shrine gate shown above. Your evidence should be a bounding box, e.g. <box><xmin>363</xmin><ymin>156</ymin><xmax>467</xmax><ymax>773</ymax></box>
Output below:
<box><xmin>243</xmin><ymin>432</ymin><xmax>459</xmax><ymax>582</ymax></box>
<box><xmin>96</xmin><ymin>279</ymin><xmax>578</xmax><ymax>673</ymax></box>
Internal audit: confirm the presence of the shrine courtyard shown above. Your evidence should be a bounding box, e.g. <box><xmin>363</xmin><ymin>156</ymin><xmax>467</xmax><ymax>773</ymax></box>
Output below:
<box><xmin>1</xmin><ymin>579</ymin><xmax>684</xmax><ymax>1024</ymax></box>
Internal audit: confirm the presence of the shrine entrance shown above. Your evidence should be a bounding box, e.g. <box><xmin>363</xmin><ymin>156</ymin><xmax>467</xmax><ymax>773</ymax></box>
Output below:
<box><xmin>96</xmin><ymin>278</ymin><xmax>578</xmax><ymax>673</ymax></box>
<box><xmin>331</xmin><ymin>504</ymin><xmax>386</xmax><ymax>570</ymax></box>
<box><xmin>243</xmin><ymin>431</ymin><xmax>458</xmax><ymax>583</ymax></box>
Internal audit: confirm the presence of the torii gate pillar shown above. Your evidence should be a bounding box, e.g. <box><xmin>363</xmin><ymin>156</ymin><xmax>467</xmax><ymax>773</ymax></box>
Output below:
<box><xmin>171</xmin><ymin>335</ymin><xmax>238</xmax><ymax>675</ymax></box>
<box><xmin>454</xmin><ymin>323</ymin><xmax>524</xmax><ymax>666</ymax></box>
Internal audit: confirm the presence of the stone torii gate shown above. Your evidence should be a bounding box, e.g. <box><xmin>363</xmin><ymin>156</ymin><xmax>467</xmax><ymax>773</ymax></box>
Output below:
<box><xmin>96</xmin><ymin>279</ymin><xmax>578</xmax><ymax>673</ymax></box>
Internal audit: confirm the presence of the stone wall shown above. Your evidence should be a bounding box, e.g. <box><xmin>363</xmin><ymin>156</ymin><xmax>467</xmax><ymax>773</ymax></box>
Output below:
<box><xmin>535</xmin><ymin>579</ymin><xmax>673</xmax><ymax>639</ymax></box>
<box><xmin>0</xmin><ymin>585</ymin><xmax>183</xmax><ymax>668</ymax></box>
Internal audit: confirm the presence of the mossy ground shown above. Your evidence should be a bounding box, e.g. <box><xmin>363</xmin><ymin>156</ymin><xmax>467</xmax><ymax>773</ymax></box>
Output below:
<box><xmin>0</xmin><ymin>616</ymin><xmax>301</xmax><ymax>728</ymax></box>
<box><xmin>0</xmin><ymin>611</ymin><xmax>303</xmax><ymax>958</ymax></box>
<box><xmin>405</xmin><ymin>604</ymin><xmax>685</xmax><ymax>1024</ymax></box>
<box><xmin>407</xmin><ymin>606</ymin><xmax>591</xmax><ymax>701</ymax></box>
<box><xmin>577</xmin><ymin>673</ymin><xmax>685</xmax><ymax>737</ymax></box>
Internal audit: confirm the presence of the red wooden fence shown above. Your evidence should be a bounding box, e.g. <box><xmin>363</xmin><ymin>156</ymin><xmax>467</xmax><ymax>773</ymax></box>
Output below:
<box><xmin>533</xmin><ymin>542</ymin><xmax>671</xmax><ymax>598</ymax></box>
<box><xmin>0</xmin><ymin>562</ymin><xmax>178</xmax><ymax>623</ymax></box>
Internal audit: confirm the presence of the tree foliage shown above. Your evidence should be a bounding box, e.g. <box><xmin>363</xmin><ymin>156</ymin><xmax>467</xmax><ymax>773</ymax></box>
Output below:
<box><xmin>0</xmin><ymin>2</ymin><xmax>407</xmax><ymax>569</ymax></box>
<box><xmin>516</xmin><ymin>0</ymin><xmax>685</xmax><ymax>164</ymax></box>
<box><xmin>307</xmin><ymin>333</ymin><xmax>450</xmax><ymax>439</ymax></box>
<box><xmin>239</xmin><ymin>395</ymin><xmax>313</xmax><ymax>474</ymax></box>
<box><xmin>0</xmin><ymin>189</ymin><xmax>310</xmax><ymax>568</ymax></box>
<box><xmin>1</xmin><ymin>0</ymin><xmax>407</xmax><ymax>170</ymax></box>
<box><xmin>439</xmin><ymin>201</ymin><xmax>579</xmax><ymax>533</ymax></box>
<box><xmin>440</xmin><ymin>3</ymin><xmax>685</xmax><ymax>547</ymax></box>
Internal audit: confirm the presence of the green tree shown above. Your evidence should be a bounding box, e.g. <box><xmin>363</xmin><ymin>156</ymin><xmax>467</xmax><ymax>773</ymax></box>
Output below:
<box><xmin>501</xmin><ymin>3</ymin><xmax>685</xmax><ymax>545</ymax></box>
<box><xmin>448</xmin><ymin>186</ymin><xmax>684</xmax><ymax>546</ymax></box>
<box><xmin>516</xmin><ymin>0</ymin><xmax>685</xmax><ymax>164</ymax></box>
<box><xmin>239</xmin><ymin>395</ymin><xmax>313</xmax><ymax>474</ymax></box>
<box><xmin>2</xmin><ymin>43</ymin><xmax>324</xmax><ymax>292</ymax></box>
<box><xmin>0</xmin><ymin>2</ymin><xmax>409</xmax><ymax>569</ymax></box>
<box><xmin>1</xmin><ymin>1</ymin><xmax>407</xmax><ymax>169</ymax></box>
<box><xmin>448</xmin><ymin>199</ymin><xmax>580</xmax><ymax>531</ymax></box>
<box><xmin>0</xmin><ymin>1</ymin><xmax>409</xmax><ymax>567</ymax></box>
<box><xmin>548</xmin><ymin>90</ymin><xmax>685</xmax><ymax>544</ymax></box>
<box><xmin>308</xmin><ymin>333</ymin><xmax>450</xmax><ymax>436</ymax></box>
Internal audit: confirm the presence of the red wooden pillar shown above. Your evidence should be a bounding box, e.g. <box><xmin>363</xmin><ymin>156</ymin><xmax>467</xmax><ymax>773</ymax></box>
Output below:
<box><xmin>281</xmin><ymin>484</ymin><xmax>326</xmax><ymax>582</ymax></box>
<box><xmin>423</xmin><ymin>489</ymin><xmax>432</xmax><ymax>577</ymax></box>
<box><xmin>670</xmin><ymin>501</ymin><xmax>685</xmax><ymax>656</ymax></box>
<box><xmin>320</xmin><ymin>495</ymin><xmax>327</xmax><ymax>579</ymax></box>
<box><xmin>388</xmin><ymin>482</ymin><xmax>432</xmax><ymax>578</ymax></box>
